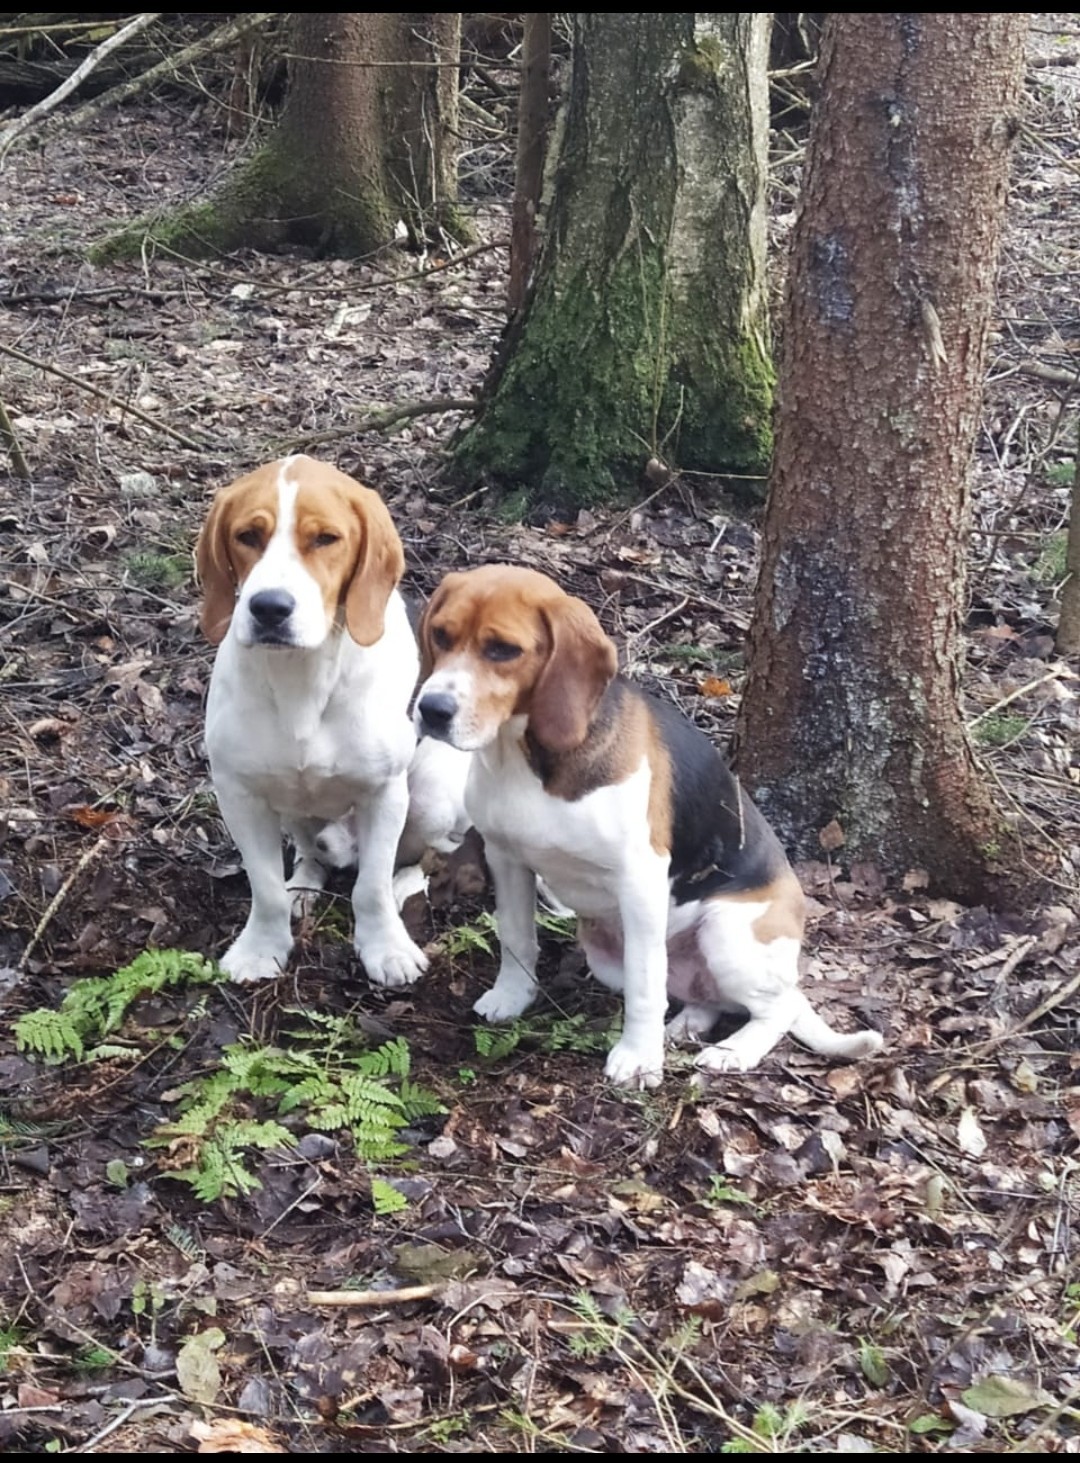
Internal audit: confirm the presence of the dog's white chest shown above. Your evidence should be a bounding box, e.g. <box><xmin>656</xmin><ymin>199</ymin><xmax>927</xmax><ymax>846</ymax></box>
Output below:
<box><xmin>467</xmin><ymin>742</ymin><xmax>653</xmax><ymax>918</ymax></box>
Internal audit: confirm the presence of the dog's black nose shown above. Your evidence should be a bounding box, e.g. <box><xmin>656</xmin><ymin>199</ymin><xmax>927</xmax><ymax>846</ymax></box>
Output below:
<box><xmin>249</xmin><ymin>589</ymin><xmax>296</xmax><ymax>628</ymax></box>
<box><xmin>418</xmin><ymin>691</ymin><xmax>457</xmax><ymax>736</ymax></box>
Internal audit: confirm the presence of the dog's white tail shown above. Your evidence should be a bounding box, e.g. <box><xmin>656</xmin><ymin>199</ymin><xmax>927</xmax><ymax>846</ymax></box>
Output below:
<box><xmin>789</xmin><ymin>990</ymin><xmax>883</xmax><ymax>1061</ymax></box>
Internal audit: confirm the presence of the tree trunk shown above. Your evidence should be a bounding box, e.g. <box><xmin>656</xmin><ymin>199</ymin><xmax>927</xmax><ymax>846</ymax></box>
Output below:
<box><xmin>736</xmin><ymin>14</ymin><xmax>1029</xmax><ymax>904</ymax></box>
<box><xmin>1055</xmin><ymin>422</ymin><xmax>1080</xmax><ymax>654</ymax></box>
<box><xmin>92</xmin><ymin>13</ymin><xmax>470</xmax><ymax>262</ymax></box>
<box><xmin>508</xmin><ymin>12</ymin><xmax>553</xmax><ymax>317</ymax></box>
<box><xmin>456</xmin><ymin>12</ymin><xmax>773</xmax><ymax>513</ymax></box>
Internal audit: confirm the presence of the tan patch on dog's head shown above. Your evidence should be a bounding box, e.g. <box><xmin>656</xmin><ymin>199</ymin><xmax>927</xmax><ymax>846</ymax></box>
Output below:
<box><xmin>195</xmin><ymin>456</ymin><xmax>404</xmax><ymax>646</ymax></box>
<box><xmin>419</xmin><ymin>565</ymin><xmax>618</xmax><ymax>754</ymax></box>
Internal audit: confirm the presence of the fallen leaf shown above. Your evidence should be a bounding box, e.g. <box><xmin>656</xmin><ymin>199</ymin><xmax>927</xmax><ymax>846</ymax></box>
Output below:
<box><xmin>699</xmin><ymin>676</ymin><xmax>732</xmax><ymax>698</ymax></box>
<box><xmin>191</xmin><ymin>1418</ymin><xmax>286</xmax><ymax>1453</ymax></box>
<box><xmin>957</xmin><ymin>1106</ymin><xmax>987</xmax><ymax>1158</ymax></box>
<box><xmin>961</xmin><ymin>1374</ymin><xmax>1053</xmax><ymax>1419</ymax></box>
<box><xmin>177</xmin><ymin>1327</ymin><xmax>225</xmax><ymax>1406</ymax></box>
<box><xmin>818</xmin><ymin>819</ymin><xmax>845</xmax><ymax>852</ymax></box>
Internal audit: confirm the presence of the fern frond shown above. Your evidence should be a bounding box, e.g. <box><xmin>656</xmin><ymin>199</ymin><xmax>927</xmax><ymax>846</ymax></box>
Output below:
<box><xmin>14</xmin><ymin>1009</ymin><xmax>84</xmax><ymax>1063</ymax></box>
<box><xmin>371</xmin><ymin>1178</ymin><xmax>408</xmax><ymax>1215</ymax></box>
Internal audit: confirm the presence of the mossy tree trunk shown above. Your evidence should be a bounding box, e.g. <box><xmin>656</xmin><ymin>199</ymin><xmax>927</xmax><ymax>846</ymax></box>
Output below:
<box><xmin>94</xmin><ymin>12</ymin><xmax>469</xmax><ymax>261</ymax></box>
<box><xmin>736</xmin><ymin>14</ymin><xmax>1031</xmax><ymax>904</ymax></box>
<box><xmin>456</xmin><ymin>12</ymin><xmax>773</xmax><ymax>513</ymax></box>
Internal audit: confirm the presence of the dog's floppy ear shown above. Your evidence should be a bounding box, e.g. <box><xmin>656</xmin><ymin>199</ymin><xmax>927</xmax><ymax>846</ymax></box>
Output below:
<box><xmin>343</xmin><ymin>483</ymin><xmax>406</xmax><ymax>646</ymax></box>
<box><xmin>529</xmin><ymin>594</ymin><xmax>617</xmax><ymax>754</ymax></box>
<box><xmin>195</xmin><ymin>486</ymin><xmax>238</xmax><ymax>645</ymax></box>
<box><xmin>417</xmin><ymin>576</ymin><xmax>456</xmax><ymax>679</ymax></box>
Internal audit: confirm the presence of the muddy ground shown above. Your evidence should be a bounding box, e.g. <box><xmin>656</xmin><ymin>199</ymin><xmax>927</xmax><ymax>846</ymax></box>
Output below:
<box><xmin>1</xmin><ymin>18</ymin><xmax>1079</xmax><ymax>1454</ymax></box>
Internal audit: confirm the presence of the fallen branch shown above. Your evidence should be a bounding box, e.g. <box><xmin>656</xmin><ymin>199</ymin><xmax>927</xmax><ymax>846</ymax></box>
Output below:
<box><xmin>0</xmin><ymin>339</ymin><xmax>205</xmax><ymax>450</ymax></box>
<box><xmin>1018</xmin><ymin>359</ymin><xmax>1080</xmax><ymax>386</ymax></box>
<box><xmin>0</xmin><ymin>12</ymin><xmax>163</xmax><ymax>162</ymax></box>
<box><xmin>279</xmin><ymin>396</ymin><xmax>475</xmax><ymax>452</ymax></box>
<box><xmin>61</xmin><ymin>13</ymin><xmax>275</xmax><ymax>138</ymax></box>
<box><xmin>307</xmin><ymin>1284</ymin><xmax>439</xmax><ymax>1307</ymax></box>
<box><xmin>0</xmin><ymin>392</ymin><xmax>30</xmax><ymax>478</ymax></box>
<box><xmin>18</xmin><ymin>835</ymin><xmax>109</xmax><ymax>971</ymax></box>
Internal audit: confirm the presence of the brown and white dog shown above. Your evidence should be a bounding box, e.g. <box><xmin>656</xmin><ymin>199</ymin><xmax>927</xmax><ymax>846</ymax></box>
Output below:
<box><xmin>414</xmin><ymin>565</ymin><xmax>883</xmax><ymax>1088</ymax></box>
<box><xmin>197</xmin><ymin>454</ymin><xmax>468</xmax><ymax>987</ymax></box>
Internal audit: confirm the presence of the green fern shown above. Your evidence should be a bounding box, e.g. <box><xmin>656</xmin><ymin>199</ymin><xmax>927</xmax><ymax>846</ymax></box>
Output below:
<box><xmin>371</xmin><ymin>1178</ymin><xmax>409</xmax><ymax>1215</ymax></box>
<box><xmin>149</xmin><ymin>1024</ymin><xmax>442</xmax><ymax>1199</ymax></box>
<box><xmin>15</xmin><ymin>950</ymin><xmax>221</xmax><ymax>1064</ymax></box>
<box><xmin>474</xmin><ymin>1023</ymin><xmax>525</xmax><ymax>1061</ymax></box>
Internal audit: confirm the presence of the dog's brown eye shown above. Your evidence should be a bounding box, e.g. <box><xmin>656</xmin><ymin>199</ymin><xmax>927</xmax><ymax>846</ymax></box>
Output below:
<box><xmin>484</xmin><ymin>640</ymin><xmax>522</xmax><ymax>663</ymax></box>
<box><xmin>313</xmin><ymin>532</ymin><xmax>340</xmax><ymax>548</ymax></box>
<box><xmin>236</xmin><ymin>528</ymin><xmax>262</xmax><ymax>549</ymax></box>
<box><xmin>431</xmin><ymin>626</ymin><xmax>453</xmax><ymax>651</ymax></box>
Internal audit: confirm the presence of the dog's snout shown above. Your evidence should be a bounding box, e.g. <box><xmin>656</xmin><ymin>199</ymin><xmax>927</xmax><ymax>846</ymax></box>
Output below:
<box><xmin>249</xmin><ymin>589</ymin><xmax>296</xmax><ymax>628</ymax></box>
<box><xmin>418</xmin><ymin>691</ymin><xmax>458</xmax><ymax>737</ymax></box>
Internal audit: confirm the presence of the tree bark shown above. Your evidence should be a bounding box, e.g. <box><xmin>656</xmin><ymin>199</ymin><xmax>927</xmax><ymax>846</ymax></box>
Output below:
<box><xmin>1055</xmin><ymin>422</ymin><xmax>1080</xmax><ymax>654</ymax></box>
<box><xmin>92</xmin><ymin>13</ymin><xmax>470</xmax><ymax>262</ymax></box>
<box><xmin>508</xmin><ymin>12</ymin><xmax>552</xmax><ymax>317</ymax></box>
<box><xmin>736</xmin><ymin>14</ymin><xmax>1030</xmax><ymax>904</ymax></box>
<box><xmin>456</xmin><ymin>12</ymin><xmax>773</xmax><ymax>513</ymax></box>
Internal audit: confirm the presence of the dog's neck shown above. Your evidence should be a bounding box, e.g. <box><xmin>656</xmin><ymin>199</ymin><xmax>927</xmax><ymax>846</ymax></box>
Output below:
<box><xmin>244</xmin><ymin>627</ymin><xmax>351</xmax><ymax>735</ymax></box>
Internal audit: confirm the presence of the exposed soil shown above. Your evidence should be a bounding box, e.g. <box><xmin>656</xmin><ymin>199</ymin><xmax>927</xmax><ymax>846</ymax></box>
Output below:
<box><xmin>1</xmin><ymin>18</ymin><xmax>1079</xmax><ymax>1454</ymax></box>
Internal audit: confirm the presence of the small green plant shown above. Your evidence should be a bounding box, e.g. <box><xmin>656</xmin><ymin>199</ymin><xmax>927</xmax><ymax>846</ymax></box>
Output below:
<box><xmin>371</xmin><ymin>1178</ymin><xmax>409</xmax><ymax>1215</ymax></box>
<box><xmin>122</xmin><ymin>549</ymin><xmax>190</xmax><ymax>591</ymax></box>
<box><xmin>0</xmin><ymin>1325</ymin><xmax>22</xmax><ymax>1373</ymax></box>
<box><xmin>1033</xmin><ymin>530</ymin><xmax>1068</xmax><ymax>586</ymax></box>
<box><xmin>974</xmin><ymin>712</ymin><xmax>1030</xmax><ymax>748</ymax></box>
<box><xmin>15</xmin><ymin>950</ymin><xmax>222</xmax><ymax>1064</ymax></box>
<box><xmin>148</xmin><ymin>1015</ymin><xmax>442</xmax><ymax>1202</ymax></box>
<box><xmin>705</xmin><ymin>1177</ymin><xmax>757</xmax><ymax>1210</ymax></box>
<box><xmin>720</xmin><ymin>1400</ymin><xmax>813</xmax><ymax>1453</ymax></box>
<box><xmin>443</xmin><ymin>912</ymin><xmax>497</xmax><ymax>958</ymax></box>
<box><xmin>473</xmin><ymin>1011</ymin><xmax>615</xmax><ymax>1063</ymax></box>
<box><xmin>1045</xmin><ymin>460</ymin><xmax>1076</xmax><ymax>489</ymax></box>
<box><xmin>859</xmin><ymin>1338</ymin><xmax>889</xmax><ymax>1388</ymax></box>
<box><xmin>73</xmin><ymin>1343</ymin><xmax>114</xmax><ymax>1372</ymax></box>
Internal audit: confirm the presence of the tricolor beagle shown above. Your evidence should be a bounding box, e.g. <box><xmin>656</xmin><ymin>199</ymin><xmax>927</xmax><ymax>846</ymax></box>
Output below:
<box><xmin>197</xmin><ymin>454</ymin><xmax>467</xmax><ymax>987</ymax></box>
<box><xmin>414</xmin><ymin>565</ymin><xmax>883</xmax><ymax>1088</ymax></box>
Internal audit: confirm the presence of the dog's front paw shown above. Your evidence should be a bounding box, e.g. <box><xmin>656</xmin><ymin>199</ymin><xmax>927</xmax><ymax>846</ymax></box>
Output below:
<box><xmin>473</xmin><ymin>978</ymin><xmax>536</xmax><ymax>1024</ymax></box>
<box><xmin>220</xmin><ymin>936</ymin><xmax>290</xmax><ymax>985</ymax></box>
<box><xmin>694</xmin><ymin>1042</ymin><xmax>750</xmax><ymax>1074</ymax></box>
<box><xmin>357</xmin><ymin>925</ymin><xmax>428</xmax><ymax>989</ymax></box>
<box><xmin>604</xmin><ymin>1038</ymin><xmax>664</xmax><ymax>1090</ymax></box>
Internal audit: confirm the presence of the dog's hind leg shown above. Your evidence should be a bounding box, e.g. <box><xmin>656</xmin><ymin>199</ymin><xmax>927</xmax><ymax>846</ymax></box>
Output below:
<box><xmin>285</xmin><ymin>817</ymin><xmax>330</xmax><ymax>916</ymax></box>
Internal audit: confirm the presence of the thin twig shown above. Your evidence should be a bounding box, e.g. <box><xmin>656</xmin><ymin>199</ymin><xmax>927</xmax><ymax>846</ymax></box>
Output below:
<box><xmin>0</xmin><ymin>391</ymin><xmax>30</xmax><ymax>477</ymax></box>
<box><xmin>277</xmin><ymin>396</ymin><xmax>475</xmax><ymax>452</ymax></box>
<box><xmin>353</xmin><ymin>238</ymin><xmax>503</xmax><ymax>295</ymax></box>
<box><xmin>974</xmin><ymin>965</ymin><xmax>1080</xmax><ymax>1056</ymax></box>
<box><xmin>0</xmin><ymin>340</ymin><xmax>205</xmax><ymax>450</ymax></box>
<box><xmin>62</xmin><ymin>13</ymin><xmax>275</xmax><ymax>137</ymax></box>
<box><xmin>0</xmin><ymin>13</ymin><xmax>163</xmax><ymax>161</ymax></box>
<box><xmin>626</xmin><ymin>595</ymin><xmax>690</xmax><ymax>644</ymax></box>
<box><xmin>81</xmin><ymin>1399</ymin><xmax>172</xmax><ymax>1454</ymax></box>
<box><xmin>967</xmin><ymin>668</ymin><xmax>1068</xmax><ymax>727</ymax></box>
<box><xmin>306</xmin><ymin>1283</ymin><xmax>440</xmax><ymax>1307</ymax></box>
<box><xmin>18</xmin><ymin>835</ymin><xmax>109</xmax><ymax>971</ymax></box>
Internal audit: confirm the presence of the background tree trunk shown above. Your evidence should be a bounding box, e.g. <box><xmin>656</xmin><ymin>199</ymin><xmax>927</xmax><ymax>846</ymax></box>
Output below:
<box><xmin>736</xmin><ymin>13</ymin><xmax>1029</xmax><ymax>904</ymax></box>
<box><xmin>508</xmin><ymin>12</ymin><xmax>552</xmax><ymax>317</ymax></box>
<box><xmin>93</xmin><ymin>12</ymin><xmax>469</xmax><ymax>261</ymax></box>
<box><xmin>456</xmin><ymin>12</ymin><xmax>773</xmax><ymax>513</ymax></box>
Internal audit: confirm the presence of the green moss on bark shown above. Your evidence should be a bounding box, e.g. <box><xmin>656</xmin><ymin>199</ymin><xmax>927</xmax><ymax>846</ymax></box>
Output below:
<box><xmin>456</xmin><ymin>250</ymin><xmax>772</xmax><ymax>511</ymax></box>
<box><xmin>91</xmin><ymin>140</ymin><xmax>399</xmax><ymax>263</ymax></box>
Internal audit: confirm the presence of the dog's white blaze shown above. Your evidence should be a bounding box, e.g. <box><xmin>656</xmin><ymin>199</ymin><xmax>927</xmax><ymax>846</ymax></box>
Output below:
<box><xmin>234</xmin><ymin>457</ymin><xmax>332</xmax><ymax>648</ymax></box>
<box><xmin>416</xmin><ymin>662</ymin><xmax>497</xmax><ymax>750</ymax></box>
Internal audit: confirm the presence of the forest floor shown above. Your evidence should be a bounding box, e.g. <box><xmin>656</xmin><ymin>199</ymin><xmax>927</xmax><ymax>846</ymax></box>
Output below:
<box><xmin>1</xmin><ymin>17</ymin><xmax>1079</xmax><ymax>1455</ymax></box>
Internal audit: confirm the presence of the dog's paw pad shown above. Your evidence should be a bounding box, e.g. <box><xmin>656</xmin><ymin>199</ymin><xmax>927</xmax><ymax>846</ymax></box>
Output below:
<box><xmin>360</xmin><ymin>934</ymin><xmax>428</xmax><ymax>989</ymax></box>
<box><xmin>842</xmin><ymin>1030</ymin><xmax>885</xmax><ymax>1060</ymax></box>
<box><xmin>694</xmin><ymin>1044</ymin><xmax>749</xmax><ymax>1074</ymax></box>
<box><xmin>220</xmin><ymin>943</ymin><xmax>287</xmax><ymax>985</ymax></box>
<box><xmin>604</xmin><ymin>1040</ymin><xmax>664</xmax><ymax>1090</ymax></box>
<box><xmin>473</xmin><ymin>985</ymin><xmax>534</xmax><ymax>1023</ymax></box>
